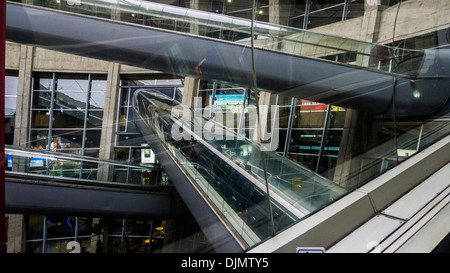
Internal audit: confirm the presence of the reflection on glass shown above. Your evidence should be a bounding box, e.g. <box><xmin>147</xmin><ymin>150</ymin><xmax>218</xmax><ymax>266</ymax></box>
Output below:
<box><xmin>133</xmin><ymin>89</ymin><xmax>347</xmax><ymax>248</ymax></box>
<box><xmin>32</xmin><ymin>91</ymin><xmax>52</xmax><ymax>110</ymax></box>
<box><xmin>53</xmin><ymin>110</ymin><xmax>85</xmax><ymax>128</ymax></box>
<box><xmin>55</xmin><ymin>91</ymin><xmax>88</xmax><ymax>109</ymax></box>
<box><xmin>56</xmin><ymin>78</ymin><xmax>89</xmax><ymax>91</ymax></box>
<box><xmin>86</xmin><ymin>111</ymin><xmax>104</xmax><ymax>128</ymax></box>
<box><xmin>90</xmin><ymin>92</ymin><xmax>106</xmax><ymax>109</ymax></box>
<box><xmin>85</xmin><ymin>130</ymin><xmax>102</xmax><ymax>148</ymax></box>
<box><xmin>6</xmin><ymin>145</ymin><xmax>168</xmax><ymax>188</ymax></box>
<box><xmin>31</xmin><ymin>111</ymin><xmax>51</xmax><ymax>128</ymax></box>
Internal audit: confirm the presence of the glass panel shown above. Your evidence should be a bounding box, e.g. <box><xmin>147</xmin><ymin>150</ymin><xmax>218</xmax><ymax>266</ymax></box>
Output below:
<box><xmin>32</xmin><ymin>91</ymin><xmax>52</xmax><ymax>110</ymax></box>
<box><xmin>347</xmin><ymin>0</ymin><xmax>365</xmax><ymax>19</ymax></box>
<box><xmin>324</xmin><ymin>129</ymin><xmax>343</xmax><ymax>156</ymax></box>
<box><xmin>53</xmin><ymin>110</ymin><xmax>85</xmax><ymax>128</ymax></box>
<box><xmin>26</xmin><ymin>241</ymin><xmax>43</xmax><ymax>253</ymax></box>
<box><xmin>85</xmin><ymin>130</ymin><xmax>102</xmax><ymax>148</ymax></box>
<box><xmin>288</xmin><ymin>0</ymin><xmax>308</xmax><ymax>28</ymax></box>
<box><xmin>288</xmin><ymin>154</ymin><xmax>317</xmax><ymax>173</ymax></box>
<box><xmin>5</xmin><ymin>75</ymin><xmax>18</xmax><ymax>95</ymax></box>
<box><xmin>293</xmin><ymin>100</ymin><xmax>327</xmax><ymax>128</ymax></box>
<box><xmin>89</xmin><ymin>92</ymin><xmax>106</xmax><ymax>109</ymax></box>
<box><xmin>84</xmin><ymin>148</ymin><xmax>100</xmax><ymax>158</ymax></box>
<box><xmin>30</xmin><ymin>130</ymin><xmax>49</xmax><ymax>149</ymax></box>
<box><xmin>289</xmin><ymin>129</ymin><xmax>323</xmax><ymax>155</ymax></box>
<box><xmin>5</xmin><ymin>96</ymin><xmax>17</xmax><ymax>116</ymax></box>
<box><xmin>53</xmin><ymin>130</ymin><xmax>84</xmax><ymax>150</ymax></box>
<box><xmin>26</xmin><ymin>215</ymin><xmax>45</xmax><ymax>240</ymax></box>
<box><xmin>329</xmin><ymin>106</ymin><xmax>346</xmax><ymax>128</ymax></box>
<box><xmin>308</xmin><ymin>1</ymin><xmax>345</xmax><ymax>29</ymax></box>
<box><xmin>86</xmin><ymin>111</ymin><xmax>104</xmax><ymax>128</ymax></box>
<box><xmin>47</xmin><ymin>239</ymin><xmax>74</xmax><ymax>253</ymax></box>
<box><xmin>55</xmin><ymin>91</ymin><xmax>88</xmax><ymax>109</ymax></box>
<box><xmin>91</xmin><ymin>79</ymin><xmax>107</xmax><ymax>91</ymax></box>
<box><xmin>56</xmin><ymin>78</ymin><xmax>89</xmax><ymax>91</ymax></box>
<box><xmin>34</xmin><ymin>77</ymin><xmax>53</xmax><ymax>91</ymax></box>
<box><xmin>46</xmin><ymin>216</ymin><xmax>75</xmax><ymax>239</ymax></box>
<box><xmin>115</xmin><ymin>148</ymin><xmax>130</xmax><ymax>162</ymax></box>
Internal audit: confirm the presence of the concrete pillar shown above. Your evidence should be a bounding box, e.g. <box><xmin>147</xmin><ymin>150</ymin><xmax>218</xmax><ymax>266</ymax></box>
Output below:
<box><xmin>99</xmin><ymin>62</ymin><xmax>121</xmax><ymax>161</ymax></box>
<box><xmin>7</xmin><ymin>46</ymin><xmax>34</xmax><ymax>252</ymax></box>
<box><xmin>13</xmin><ymin>45</ymin><xmax>33</xmax><ymax>147</ymax></box>
<box><xmin>181</xmin><ymin>76</ymin><xmax>200</xmax><ymax>109</ymax></box>
<box><xmin>333</xmin><ymin>0</ymin><xmax>384</xmax><ymax>188</ymax></box>
<box><xmin>6</xmin><ymin>214</ymin><xmax>25</xmax><ymax>253</ymax></box>
<box><xmin>269</xmin><ymin>0</ymin><xmax>292</xmax><ymax>26</ymax></box>
<box><xmin>97</xmin><ymin>63</ymin><xmax>120</xmax><ymax>185</ymax></box>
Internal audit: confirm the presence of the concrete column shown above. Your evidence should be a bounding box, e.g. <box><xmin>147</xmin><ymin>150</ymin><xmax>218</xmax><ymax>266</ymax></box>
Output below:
<box><xmin>269</xmin><ymin>0</ymin><xmax>292</xmax><ymax>26</ymax></box>
<box><xmin>181</xmin><ymin>76</ymin><xmax>200</xmax><ymax>109</ymax></box>
<box><xmin>332</xmin><ymin>109</ymin><xmax>368</xmax><ymax>188</ymax></box>
<box><xmin>97</xmin><ymin>63</ymin><xmax>120</xmax><ymax>185</ymax></box>
<box><xmin>99</xmin><ymin>62</ymin><xmax>121</xmax><ymax>161</ymax></box>
<box><xmin>13</xmin><ymin>45</ymin><xmax>33</xmax><ymax>147</ymax></box>
<box><xmin>7</xmin><ymin>46</ymin><xmax>34</xmax><ymax>252</ymax></box>
<box><xmin>6</xmin><ymin>214</ymin><xmax>25</xmax><ymax>253</ymax></box>
<box><xmin>333</xmin><ymin>0</ymin><xmax>383</xmax><ymax>188</ymax></box>
<box><xmin>189</xmin><ymin>0</ymin><xmax>211</xmax><ymax>34</ymax></box>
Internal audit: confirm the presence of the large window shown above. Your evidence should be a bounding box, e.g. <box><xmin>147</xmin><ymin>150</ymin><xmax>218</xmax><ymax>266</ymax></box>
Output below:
<box><xmin>30</xmin><ymin>73</ymin><xmax>106</xmax><ymax>157</ymax></box>
<box><xmin>287</xmin><ymin>99</ymin><xmax>346</xmax><ymax>179</ymax></box>
<box><xmin>23</xmin><ymin>215</ymin><xmax>166</xmax><ymax>253</ymax></box>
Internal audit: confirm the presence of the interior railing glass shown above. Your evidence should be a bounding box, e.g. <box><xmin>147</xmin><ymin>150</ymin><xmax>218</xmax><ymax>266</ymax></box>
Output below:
<box><xmin>5</xmin><ymin>145</ymin><xmax>171</xmax><ymax>190</ymax></box>
<box><xmin>132</xmin><ymin>89</ymin><xmax>348</xmax><ymax>248</ymax></box>
<box><xmin>7</xmin><ymin>0</ymin><xmax>424</xmax><ymax>75</ymax></box>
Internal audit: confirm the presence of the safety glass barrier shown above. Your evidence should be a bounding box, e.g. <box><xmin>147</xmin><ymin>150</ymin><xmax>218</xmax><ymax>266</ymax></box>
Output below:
<box><xmin>5</xmin><ymin>145</ymin><xmax>168</xmax><ymax>188</ymax></box>
<box><xmin>8</xmin><ymin>0</ymin><xmax>424</xmax><ymax>74</ymax></box>
<box><xmin>132</xmin><ymin>89</ymin><xmax>348</xmax><ymax>248</ymax></box>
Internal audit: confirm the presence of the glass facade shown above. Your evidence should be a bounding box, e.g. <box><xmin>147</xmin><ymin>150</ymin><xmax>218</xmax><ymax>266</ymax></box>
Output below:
<box><xmin>30</xmin><ymin>73</ymin><xmax>106</xmax><ymax>157</ymax></box>
<box><xmin>23</xmin><ymin>215</ymin><xmax>166</xmax><ymax>253</ymax></box>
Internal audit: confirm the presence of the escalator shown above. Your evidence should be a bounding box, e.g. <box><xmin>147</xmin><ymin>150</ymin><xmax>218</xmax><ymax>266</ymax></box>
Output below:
<box><xmin>132</xmin><ymin>89</ymin><xmax>347</xmax><ymax>251</ymax></box>
<box><xmin>5</xmin><ymin>0</ymin><xmax>450</xmax><ymax>117</ymax></box>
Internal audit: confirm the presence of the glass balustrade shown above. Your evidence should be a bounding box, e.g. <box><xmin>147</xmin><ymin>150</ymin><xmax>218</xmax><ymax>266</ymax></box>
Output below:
<box><xmin>8</xmin><ymin>0</ymin><xmax>424</xmax><ymax>74</ymax></box>
<box><xmin>132</xmin><ymin>89</ymin><xmax>348</xmax><ymax>247</ymax></box>
<box><xmin>5</xmin><ymin>145</ymin><xmax>169</xmax><ymax>189</ymax></box>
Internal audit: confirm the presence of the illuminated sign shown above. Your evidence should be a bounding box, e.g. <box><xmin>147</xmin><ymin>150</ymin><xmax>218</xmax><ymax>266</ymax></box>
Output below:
<box><xmin>141</xmin><ymin>144</ymin><xmax>156</xmax><ymax>163</ymax></box>
<box><xmin>210</xmin><ymin>94</ymin><xmax>245</xmax><ymax>114</ymax></box>
<box><xmin>299</xmin><ymin>99</ymin><xmax>345</xmax><ymax>112</ymax></box>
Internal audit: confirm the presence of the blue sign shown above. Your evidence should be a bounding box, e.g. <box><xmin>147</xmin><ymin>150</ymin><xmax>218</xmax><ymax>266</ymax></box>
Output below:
<box><xmin>296</xmin><ymin>247</ymin><xmax>325</xmax><ymax>253</ymax></box>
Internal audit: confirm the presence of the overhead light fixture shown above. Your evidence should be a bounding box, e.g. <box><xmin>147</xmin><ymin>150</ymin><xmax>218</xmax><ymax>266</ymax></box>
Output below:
<box><xmin>259</xmin><ymin>10</ymin><xmax>264</xmax><ymax>15</ymax></box>
<box><xmin>412</xmin><ymin>89</ymin><xmax>421</xmax><ymax>99</ymax></box>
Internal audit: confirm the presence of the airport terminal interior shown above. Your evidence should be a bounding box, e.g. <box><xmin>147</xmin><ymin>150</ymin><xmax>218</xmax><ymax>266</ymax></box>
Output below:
<box><xmin>2</xmin><ymin>0</ymin><xmax>450</xmax><ymax>253</ymax></box>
